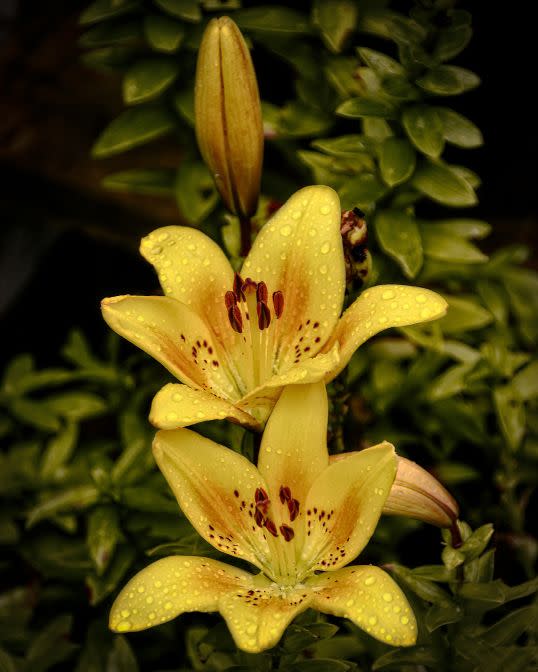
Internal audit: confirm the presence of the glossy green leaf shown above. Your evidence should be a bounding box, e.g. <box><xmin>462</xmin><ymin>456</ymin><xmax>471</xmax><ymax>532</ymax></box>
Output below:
<box><xmin>121</xmin><ymin>486</ymin><xmax>178</xmax><ymax>514</ymax></box>
<box><xmin>379</xmin><ymin>137</ymin><xmax>416</xmax><ymax>187</ymax></box>
<box><xmin>439</xmin><ymin>295</ymin><xmax>493</xmax><ymax>333</ymax></box>
<box><xmin>144</xmin><ymin>15</ymin><xmax>185</xmax><ymax>52</ymax></box>
<box><xmin>425</xmin><ymin>601</ymin><xmax>463</xmax><ymax>632</ymax></box>
<box><xmin>154</xmin><ymin>0</ymin><xmax>201</xmax><ymax>22</ymax></box>
<box><xmin>512</xmin><ymin>360</ymin><xmax>538</xmax><ymax>400</ymax></box>
<box><xmin>41</xmin><ymin>422</ymin><xmax>79</xmax><ymax>480</ymax></box>
<box><xmin>234</xmin><ymin>7</ymin><xmax>311</xmax><ymax>34</ymax></box>
<box><xmin>412</xmin><ymin>565</ymin><xmax>453</xmax><ymax>582</ymax></box>
<box><xmin>312</xmin><ymin>134</ymin><xmax>372</xmax><ymax>157</ymax></box>
<box><xmin>402</xmin><ymin>105</ymin><xmax>444</xmax><ymax>158</ymax></box>
<box><xmin>359</xmin><ymin>10</ymin><xmax>427</xmax><ymax>45</ymax></box>
<box><xmin>436</xmin><ymin>106</ymin><xmax>483</xmax><ymax>148</ymax></box>
<box><xmin>81</xmin><ymin>46</ymin><xmax>136</xmax><ymax>72</ymax></box>
<box><xmin>373</xmin><ymin>647</ymin><xmax>440</xmax><ymax>670</ymax></box>
<box><xmin>45</xmin><ymin>392</ymin><xmax>107</xmax><ymax>421</ymax></box>
<box><xmin>10</xmin><ymin>398</ymin><xmax>60</xmax><ymax>432</ymax></box>
<box><xmin>313</xmin><ymin>0</ymin><xmax>357</xmax><ymax>53</ymax></box>
<box><xmin>87</xmin><ymin>506</ymin><xmax>122</xmax><ymax>575</ymax></box>
<box><xmin>481</xmin><ymin>606</ymin><xmax>536</xmax><ymax>646</ymax></box>
<box><xmin>173</xmin><ymin>87</ymin><xmax>195</xmax><ymax>125</ymax></box>
<box><xmin>26</xmin><ymin>486</ymin><xmax>99</xmax><ymax>528</ymax></box>
<box><xmin>375</xmin><ymin>210</ymin><xmax>423</xmax><ymax>278</ymax></box>
<box><xmin>421</xmin><ymin>225</ymin><xmax>487</xmax><ymax>263</ymax></box>
<box><xmin>102</xmin><ymin>169</ymin><xmax>175</xmax><ymax>195</ymax></box>
<box><xmin>412</xmin><ymin>160</ymin><xmax>478</xmax><ymax>207</ymax></box>
<box><xmin>434</xmin><ymin>24</ymin><xmax>472</xmax><ymax>61</ymax></box>
<box><xmin>123</xmin><ymin>58</ymin><xmax>178</xmax><ymax>104</ymax></box>
<box><xmin>338</xmin><ymin>173</ymin><xmax>387</xmax><ymax>210</ymax></box>
<box><xmin>427</xmin><ymin>218</ymin><xmax>490</xmax><ymax>239</ymax></box>
<box><xmin>336</xmin><ymin>97</ymin><xmax>397</xmax><ymax>119</ymax></box>
<box><xmin>87</xmin><ymin>546</ymin><xmax>137</xmax><ymax>606</ymax></box>
<box><xmin>92</xmin><ymin>106</ymin><xmax>176</xmax><ymax>158</ymax></box>
<box><xmin>357</xmin><ymin>47</ymin><xmax>405</xmax><ymax>76</ymax></box>
<box><xmin>175</xmin><ymin>161</ymin><xmax>218</xmax><ymax>224</ymax></box>
<box><xmin>381</xmin><ymin>75</ymin><xmax>419</xmax><ymax>101</ymax></box>
<box><xmin>25</xmin><ymin>614</ymin><xmax>78</xmax><ymax>672</ymax></box>
<box><xmin>80</xmin><ymin>0</ymin><xmax>141</xmax><ymax>25</ymax></box>
<box><xmin>493</xmin><ymin>384</ymin><xmax>525</xmax><ymax>451</ymax></box>
<box><xmin>417</xmin><ymin>66</ymin><xmax>480</xmax><ymax>95</ymax></box>
<box><xmin>2</xmin><ymin>353</ymin><xmax>34</xmax><ymax>396</ymax></box>
<box><xmin>427</xmin><ymin>362</ymin><xmax>475</xmax><ymax>401</ymax></box>
<box><xmin>78</xmin><ymin>21</ymin><xmax>142</xmax><ymax>47</ymax></box>
<box><xmin>461</xmin><ymin>524</ymin><xmax>494</xmax><ymax>561</ymax></box>
<box><xmin>106</xmin><ymin>636</ymin><xmax>140</xmax><ymax>672</ymax></box>
<box><xmin>459</xmin><ymin>580</ymin><xmax>507</xmax><ymax>604</ymax></box>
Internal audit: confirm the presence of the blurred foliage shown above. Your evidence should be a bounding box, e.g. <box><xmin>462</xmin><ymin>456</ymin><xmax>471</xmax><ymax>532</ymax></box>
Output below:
<box><xmin>1</xmin><ymin>0</ymin><xmax>537</xmax><ymax>670</ymax></box>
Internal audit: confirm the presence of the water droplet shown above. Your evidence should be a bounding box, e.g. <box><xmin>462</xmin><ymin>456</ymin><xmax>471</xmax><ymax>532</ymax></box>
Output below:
<box><xmin>172</xmin><ymin>393</ymin><xmax>183</xmax><ymax>403</ymax></box>
<box><xmin>167</xmin><ymin>412</ymin><xmax>178</xmax><ymax>422</ymax></box>
<box><xmin>400</xmin><ymin>616</ymin><xmax>409</xmax><ymax>625</ymax></box>
<box><xmin>309</xmin><ymin>228</ymin><xmax>317</xmax><ymax>237</ymax></box>
<box><xmin>382</xmin><ymin>289</ymin><xmax>395</xmax><ymax>300</ymax></box>
<box><xmin>158</xmin><ymin>232</ymin><xmax>169</xmax><ymax>242</ymax></box>
<box><xmin>246</xmin><ymin>623</ymin><xmax>257</xmax><ymax>635</ymax></box>
<box><xmin>280</xmin><ymin>225</ymin><xmax>292</xmax><ymax>237</ymax></box>
<box><xmin>421</xmin><ymin>308</ymin><xmax>431</xmax><ymax>319</ymax></box>
<box><xmin>346</xmin><ymin>599</ymin><xmax>355</xmax><ymax>607</ymax></box>
<box><xmin>291</xmin><ymin>210</ymin><xmax>302</xmax><ymax>220</ymax></box>
<box><xmin>146</xmin><ymin>596</ymin><xmax>154</xmax><ymax>604</ymax></box>
<box><xmin>382</xmin><ymin>592</ymin><xmax>392</xmax><ymax>602</ymax></box>
<box><xmin>154</xmin><ymin>580</ymin><xmax>162</xmax><ymax>588</ymax></box>
<box><xmin>319</xmin><ymin>265</ymin><xmax>327</xmax><ymax>274</ymax></box>
<box><xmin>148</xmin><ymin>612</ymin><xmax>156</xmax><ymax>620</ymax></box>
<box><xmin>368</xmin><ymin>616</ymin><xmax>377</xmax><ymax>625</ymax></box>
<box><xmin>203</xmin><ymin>258</ymin><xmax>210</xmax><ymax>266</ymax></box>
<box><xmin>116</xmin><ymin>620</ymin><xmax>131</xmax><ymax>632</ymax></box>
<box><xmin>320</xmin><ymin>205</ymin><xmax>330</xmax><ymax>215</ymax></box>
<box><xmin>415</xmin><ymin>294</ymin><xmax>427</xmax><ymax>304</ymax></box>
<box><xmin>164</xmin><ymin>601</ymin><xmax>173</xmax><ymax>610</ymax></box>
<box><xmin>364</xmin><ymin>576</ymin><xmax>376</xmax><ymax>586</ymax></box>
<box><xmin>121</xmin><ymin>609</ymin><xmax>130</xmax><ymax>618</ymax></box>
<box><xmin>151</xmin><ymin>245</ymin><xmax>162</xmax><ymax>255</ymax></box>
<box><xmin>320</xmin><ymin>241</ymin><xmax>331</xmax><ymax>254</ymax></box>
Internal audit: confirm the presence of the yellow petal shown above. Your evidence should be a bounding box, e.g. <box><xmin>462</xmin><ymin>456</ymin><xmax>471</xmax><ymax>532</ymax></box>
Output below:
<box><xmin>301</xmin><ymin>443</ymin><xmax>397</xmax><ymax>572</ymax></box>
<box><xmin>324</xmin><ymin>285</ymin><xmax>448</xmax><ymax>381</ymax></box>
<box><xmin>109</xmin><ymin>556</ymin><xmax>250</xmax><ymax>633</ymax></box>
<box><xmin>241</xmin><ymin>186</ymin><xmax>345</xmax><ymax>371</ymax></box>
<box><xmin>310</xmin><ymin>566</ymin><xmax>417</xmax><ymax>647</ymax></box>
<box><xmin>150</xmin><ymin>383</ymin><xmax>261</xmax><ymax>430</ymax></box>
<box><xmin>257</xmin><ymin>383</ymin><xmax>328</xmax><ymax>537</ymax></box>
<box><xmin>219</xmin><ymin>574</ymin><xmax>313</xmax><ymax>653</ymax></box>
<box><xmin>140</xmin><ymin>226</ymin><xmax>235</xmax><ymax>349</ymax></box>
<box><xmin>101</xmin><ymin>295</ymin><xmax>236</xmax><ymax>398</ymax></box>
<box><xmin>237</xmin><ymin>345</ymin><xmax>341</xmax><ymax>424</ymax></box>
<box><xmin>153</xmin><ymin>429</ymin><xmax>272</xmax><ymax>572</ymax></box>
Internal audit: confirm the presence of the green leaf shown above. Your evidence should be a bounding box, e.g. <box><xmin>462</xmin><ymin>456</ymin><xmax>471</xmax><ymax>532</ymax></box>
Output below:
<box><xmin>434</xmin><ymin>24</ymin><xmax>472</xmax><ymax>61</ymax></box>
<box><xmin>380</xmin><ymin>75</ymin><xmax>419</xmax><ymax>101</ymax></box>
<box><xmin>493</xmin><ymin>384</ymin><xmax>525</xmax><ymax>451</ymax></box>
<box><xmin>45</xmin><ymin>392</ymin><xmax>107</xmax><ymax>421</ymax></box>
<box><xmin>121</xmin><ymin>486</ymin><xmax>178</xmax><ymax>514</ymax></box>
<box><xmin>481</xmin><ymin>606</ymin><xmax>536</xmax><ymax>646</ymax></box>
<box><xmin>25</xmin><ymin>614</ymin><xmax>77</xmax><ymax>672</ymax></box>
<box><xmin>41</xmin><ymin>422</ymin><xmax>79</xmax><ymax>480</ymax></box>
<box><xmin>154</xmin><ymin>0</ymin><xmax>201</xmax><ymax>22</ymax></box>
<box><xmin>421</xmin><ymin>225</ymin><xmax>487</xmax><ymax>263</ymax></box>
<box><xmin>358</xmin><ymin>47</ymin><xmax>405</xmax><ymax>77</ymax></box>
<box><xmin>459</xmin><ymin>580</ymin><xmax>507</xmax><ymax>603</ymax></box>
<box><xmin>336</xmin><ymin>97</ymin><xmax>397</xmax><ymax>119</ymax></box>
<box><xmin>234</xmin><ymin>7</ymin><xmax>311</xmax><ymax>34</ymax></box>
<box><xmin>283</xmin><ymin>623</ymin><xmax>339</xmax><ymax>653</ymax></box>
<box><xmin>402</xmin><ymin>105</ymin><xmax>444</xmax><ymax>158</ymax></box>
<box><xmin>461</xmin><ymin>524</ymin><xmax>494</xmax><ymax>561</ymax></box>
<box><xmin>79</xmin><ymin>20</ymin><xmax>142</xmax><ymax>47</ymax></box>
<box><xmin>338</xmin><ymin>173</ymin><xmax>387</xmax><ymax>210</ymax></box>
<box><xmin>123</xmin><ymin>58</ymin><xmax>179</xmax><ymax>104</ymax></box>
<box><xmin>106</xmin><ymin>636</ymin><xmax>139</xmax><ymax>672</ymax></box>
<box><xmin>412</xmin><ymin>159</ymin><xmax>477</xmax><ymax>207</ymax></box>
<box><xmin>312</xmin><ymin>0</ymin><xmax>358</xmax><ymax>53</ymax></box>
<box><xmin>390</xmin><ymin>564</ymin><xmax>454</xmax><ymax>605</ymax></box>
<box><xmin>426</xmin><ymin>362</ymin><xmax>475</xmax><ymax>401</ymax></box>
<box><xmin>425</xmin><ymin>601</ymin><xmax>463</xmax><ymax>632</ymax></box>
<box><xmin>87</xmin><ymin>546</ymin><xmax>137</xmax><ymax>606</ymax></box>
<box><xmin>0</xmin><ymin>648</ymin><xmax>17</xmax><ymax>672</ymax></box>
<box><xmin>173</xmin><ymin>87</ymin><xmax>195</xmax><ymax>125</ymax></box>
<box><xmin>80</xmin><ymin>0</ymin><xmax>141</xmax><ymax>26</ymax></box>
<box><xmin>87</xmin><ymin>505</ymin><xmax>122</xmax><ymax>575</ymax></box>
<box><xmin>375</xmin><ymin>210</ymin><xmax>423</xmax><ymax>278</ymax></box>
<box><xmin>175</xmin><ymin>161</ymin><xmax>218</xmax><ymax>224</ymax></box>
<box><xmin>512</xmin><ymin>360</ymin><xmax>538</xmax><ymax>400</ymax></box>
<box><xmin>1</xmin><ymin>353</ymin><xmax>34</xmax><ymax>396</ymax></box>
<box><xmin>287</xmin><ymin>661</ymin><xmax>351</xmax><ymax>672</ymax></box>
<box><xmin>103</xmin><ymin>169</ymin><xmax>175</xmax><ymax>195</ymax></box>
<box><xmin>442</xmin><ymin>546</ymin><xmax>465</xmax><ymax>570</ymax></box>
<box><xmin>312</xmin><ymin>134</ymin><xmax>372</xmax><ymax>157</ymax></box>
<box><xmin>92</xmin><ymin>106</ymin><xmax>176</xmax><ymax>158</ymax></box>
<box><xmin>144</xmin><ymin>15</ymin><xmax>185</xmax><ymax>52</ymax></box>
<box><xmin>373</xmin><ymin>647</ymin><xmax>440</xmax><ymax>670</ymax></box>
<box><xmin>81</xmin><ymin>46</ymin><xmax>136</xmax><ymax>72</ymax></box>
<box><xmin>436</xmin><ymin>106</ymin><xmax>483</xmax><ymax>148</ymax></box>
<box><xmin>26</xmin><ymin>486</ymin><xmax>100</xmax><ymax>528</ymax></box>
<box><xmin>10</xmin><ymin>398</ymin><xmax>60</xmax><ymax>432</ymax></box>
<box><xmin>412</xmin><ymin>565</ymin><xmax>453</xmax><ymax>582</ymax></box>
<box><xmin>359</xmin><ymin>9</ymin><xmax>427</xmax><ymax>45</ymax></box>
<box><xmin>379</xmin><ymin>137</ymin><xmax>416</xmax><ymax>186</ymax></box>
<box><xmin>427</xmin><ymin>218</ymin><xmax>490</xmax><ymax>239</ymax></box>
<box><xmin>417</xmin><ymin>66</ymin><xmax>480</xmax><ymax>95</ymax></box>
<box><xmin>439</xmin><ymin>295</ymin><xmax>493</xmax><ymax>334</ymax></box>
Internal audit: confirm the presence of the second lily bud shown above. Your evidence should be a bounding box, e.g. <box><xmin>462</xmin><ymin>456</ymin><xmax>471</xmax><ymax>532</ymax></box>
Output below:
<box><xmin>194</xmin><ymin>17</ymin><xmax>264</xmax><ymax>220</ymax></box>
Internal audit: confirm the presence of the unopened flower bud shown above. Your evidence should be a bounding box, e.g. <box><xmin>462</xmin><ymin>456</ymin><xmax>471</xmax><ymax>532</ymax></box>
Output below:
<box><xmin>194</xmin><ymin>17</ymin><xmax>263</xmax><ymax>219</ymax></box>
<box><xmin>340</xmin><ymin>208</ymin><xmax>372</xmax><ymax>286</ymax></box>
<box><xmin>330</xmin><ymin>452</ymin><xmax>458</xmax><ymax>528</ymax></box>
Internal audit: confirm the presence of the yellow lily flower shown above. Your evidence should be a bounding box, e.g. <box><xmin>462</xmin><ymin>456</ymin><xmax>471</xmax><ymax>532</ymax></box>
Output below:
<box><xmin>109</xmin><ymin>383</ymin><xmax>417</xmax><ymax>653</ymax></box>
<box><xmin>102</xmin><ymin>185</ymin><xmax>447</xmax><ymax>429</ymax></box>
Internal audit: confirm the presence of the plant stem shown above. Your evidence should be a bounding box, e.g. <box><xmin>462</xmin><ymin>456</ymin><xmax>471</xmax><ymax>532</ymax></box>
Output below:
<box><xmin>239</xmin><ymin>216</ymin><xmax>252</xmax><ymax>256</ymax></box>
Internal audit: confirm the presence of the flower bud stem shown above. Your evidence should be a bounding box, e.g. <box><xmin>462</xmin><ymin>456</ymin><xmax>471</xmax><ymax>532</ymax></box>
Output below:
<box><xmin>239</xmin><ymin>215</ymin><xmax>252</xmax><ymax>257</ymax></box>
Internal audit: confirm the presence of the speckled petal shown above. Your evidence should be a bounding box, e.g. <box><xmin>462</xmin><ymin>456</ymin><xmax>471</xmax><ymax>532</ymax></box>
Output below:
<box><xmin>219</xmin><ymin>573</ymin><xmax>313</xmax><ymax>653</ymax></box>
<box><xmin>109</xmin><ymin>556</ymin><xmax>250</xmax><ymax>633</ymax></box>
<box><xmin>101</xmin><ymin>295</ymin><xmax>236</xmax><ymax>397</ymax></box>
<box><xmin>241</xmin><ymin>186</ymin><xmax>345</xmax><ymax>372</ymax></box>
<box><xmin>153</xmin><ymin>429</ymin><xmax>272</xmax><ymax>572</ymax></box>
<box><xmin>301</xmin><ymin>443</ymin><xmax>397</xmax><ymax>572</ymax></box>
<box><xmin>257</xmin><ymin>383</ymin><xmax>328</xmax><ymax>540</ymax></box>
<box><xmin>150</xmin><ymin>383</ymin><xmax>261</xmax><ymax>430</ymax></box>
<box><xmin>310</xmin><ymin>565</ymin><xmax>417</xmax><ymax>647</ymax></box>
<box><xmin>323</xmin><ymin>285</ymin><xmax>448</xmax><ymax>381</ymax></box>
<box><xmin>140</xmin><ymin>227</ymin><xmax>235</xmax><ymax>349</ymax></box>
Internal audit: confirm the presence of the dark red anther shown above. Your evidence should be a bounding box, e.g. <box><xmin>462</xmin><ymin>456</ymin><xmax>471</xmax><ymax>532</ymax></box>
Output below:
<box><xmin>273</xmin><ymin>291</ymin><xmax>284</xmax><ymax>319</ymax></box>
<box><xmin>255</xmin><ymin>488</ymin><xmax>268</xmax><ymax>503</ymax></box>
<box><xmin>279</xmin><ymin>524</ymin><xmax>295</xmax><ymax>541</ymax></box>
<box><xmin>257</xmin><ymin>301</ymin><xmax>271</xmax><ymax>330</ymax></box>
<box><xmin>279</xmin><ymin>486</ymin><xmax>291</xmax><ymax>504</ymax></box>
<box><xmin>254</xmin><ymin>487</ymin><xmax>270</xmax><ymax>515</ymax></box>
<box><xmin>228</xmin><ymin>304</ymin><xmax>243</xmax><ymax>334</ymax></box>
<box><xmin>233</xmin><ymin>272</ymin><xmax>245</xmax><ymax>302</ymax></box>
<box><xmin>242</xmin><ymin>277</ymin><xmax>257</xmax><ymax>295</ymax></box>
<box><xmin>265</xmin><ymin>519</ymin><xmax>279</xmax><ymax>537</ymax></box>
<box><xmin>288</xmin><ymin>498</ymin><xmax>300</xmax><ymax>522</ymax></box>
<box><xmin>256</xmin><ymin>281</ymin><xmax>268</xmax><ymax>304</ymax></box>
<box><xmin>225</xmin><ymin>290</ymin><xmax>237</xmax><ymax>310</ymax></box>
<box><xmin>254</xmin><ymin>509</ymin><xmax>265</xmax><ymax>528</ymax></box>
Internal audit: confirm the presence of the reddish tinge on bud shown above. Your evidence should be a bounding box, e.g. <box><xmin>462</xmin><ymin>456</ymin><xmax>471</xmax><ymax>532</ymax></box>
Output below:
<box><xmin>194</xmin><ymin>17</ymin><xmax>264</xmax><ymax>219</ymax></box>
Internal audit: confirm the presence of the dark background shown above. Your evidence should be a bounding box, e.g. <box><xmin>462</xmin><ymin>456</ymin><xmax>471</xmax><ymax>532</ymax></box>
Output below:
<box><xmin>0</xmin><ymin>0</ymin><xmax>536</xmax><ymax>366</ymax></box>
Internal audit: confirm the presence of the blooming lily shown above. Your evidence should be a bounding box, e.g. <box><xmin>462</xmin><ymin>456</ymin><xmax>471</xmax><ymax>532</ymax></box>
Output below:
<box><xmin>109</xmin><ymin>382</ymin><xmax>417</xmax><ymax>652</ymax></box>
<box><xmin>102</xmin><ymin>185</ymin><xmax>447</xmax><ymax>429</ymax></box>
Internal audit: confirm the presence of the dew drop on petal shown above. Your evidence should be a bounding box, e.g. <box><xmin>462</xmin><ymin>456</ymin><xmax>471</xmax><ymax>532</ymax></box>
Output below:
<box><xmin>280</xmin><ymin>225</ymin><xmax>292</xmax><ymax>237</ymax></box>
<box><xmin>382</xmin><ymin>592</ymin><xmax>392</xmax><ymax>602</ymax></box>
<box><xmin>382</xmin><ymin>289</ymin><xmax>395</xmax><ymax>300</ymax></box>
<box><xmin>364</xmin><ymin>575</ymin><xmax>376</xmax><ymax>586</ymax></box>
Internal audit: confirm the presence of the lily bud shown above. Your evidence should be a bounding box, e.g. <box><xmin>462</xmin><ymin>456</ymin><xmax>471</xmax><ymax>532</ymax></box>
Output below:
<box><xmin>330</xmin><ymin>453</ymin><xmax>458</xmax><ymax>528</ymax></box>
<box><xmin>194</xmin><ymin>17</ymin><xmax>263</xmax><ymax>219</ymax></box>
